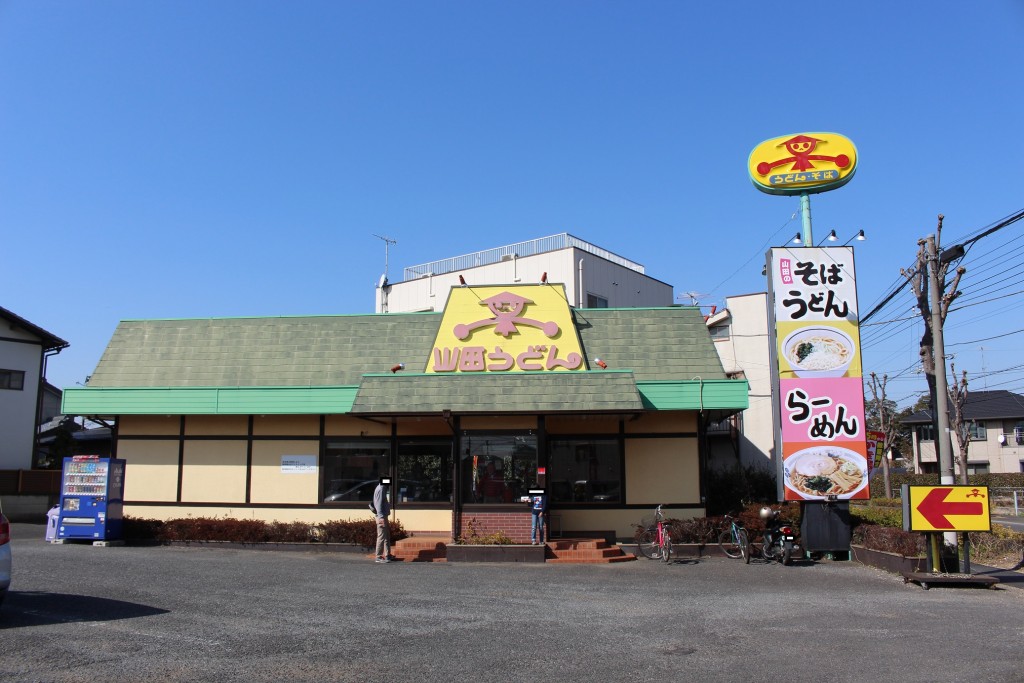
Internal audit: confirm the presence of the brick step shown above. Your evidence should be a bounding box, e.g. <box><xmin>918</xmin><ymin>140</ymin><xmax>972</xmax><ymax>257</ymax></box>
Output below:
<box><xmin>547</xmin><ymin>539</ymin><xmax>609</xmax><ymax>551</ymax></box>
<box><xmin>544</xmin><ymin>538</ymin><xmax>636</xmax><ymax>564</ymax></box>
<box><xmin>387</xmin><ymin>536</ymin><xmax>636</xmax><ymax>564</ymax></box>
<box><xmin>547</xmin><ymin>555</ymin><xmax>637</xmax><ymax>564</ymax></box>
<box><xmin>391</xmin><ymin>536</ymin><xmax>449</xmax><ymax>562</ymax></box>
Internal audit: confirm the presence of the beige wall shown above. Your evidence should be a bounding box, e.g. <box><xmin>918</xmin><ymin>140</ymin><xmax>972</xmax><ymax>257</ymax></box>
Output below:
<box><xmin>182</xmin><ymin>440</ymin><xmax>247</xmax><ymax>503</ymax></box>
<box><xmin>325</xmin><ymin>415</ymin><xmax>390</xmax><ymax>437</ymax></box>
<box><xmin>397</xmin><ymin>418</ymin><xmax>451</xmax><ymax>436</ymax></box>
<box><xmin>547</xmin><ymin>415</ymin><xmax>619</xmax><ymax>434</ymax></box>
<box><xmin>253</xmin><ymin>415</ymin><xmax>319</xmax><ymax>436</ymax></box>
<box><xmin>625</xmin><ymin>412</ymin><xmax>695</xmax><ymax>434</ymax></box>
<box><xmin>250</xmin><ymin>440</ymin><xmax>320</xmax><ymax>504</ymax></box>
<box><xmin>185</xmin><ymin>416</ymin><xmax>248</xmax><ymax>436</ymax></box>
<box><xmin>119</xmin><ymin>416</ymin><xmax>180</xmax><ymax>436</ymax></box>
<box><xmin>118</xmin><ymin>439</ymin><xmax>180</xmax><ymax>501</ymax></box>
<box><xmin>625</xmin><ymin>437</ymin><xmax>700</xmax><ymax>505</ymax></box>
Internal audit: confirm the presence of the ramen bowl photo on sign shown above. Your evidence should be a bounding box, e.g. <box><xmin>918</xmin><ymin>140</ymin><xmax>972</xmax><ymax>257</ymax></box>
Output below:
<box><xmin>784</xmin><ymin>446</ymin><xmax>868</xmax><ymax>499</ymax></box>
<box><xmin>781</xmin><ymin>326</ymin><xmax>855</xmax><ymax>378</ymax></box>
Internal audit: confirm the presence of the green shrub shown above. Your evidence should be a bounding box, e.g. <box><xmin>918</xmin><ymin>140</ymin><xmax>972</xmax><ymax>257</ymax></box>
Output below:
<box><xmin>852</xmin><ymin>524</ymin><xmax>925</xmax><ymax>556</ymax></box>
<box><xmin>665</xmin><ymin>516</ymin><xmax>719</xmax><ymax>544</ymax></box>
<box><xmin>454</xmin><ymin>518</ymin><xmax>513</xmax><ymax>545</ymax></box>
<box><xmin>122</xmin><ymin>515</ymin><xmax>407</xmax><ymax>548</ymax></box>
<box><xmin>850</xmin><ymin>503</ymin><xmax>904</xmax><ymax>528</ymax></box>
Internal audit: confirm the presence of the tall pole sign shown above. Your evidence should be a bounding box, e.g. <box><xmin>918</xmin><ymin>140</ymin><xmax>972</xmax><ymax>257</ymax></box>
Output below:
<box><xmin>748</xmin><ymin>132</ymin><xmax>858</xmax><ymax>245</ymax></box>
<box><xmin>752</xmin><ymin>132</ymin><xmax>867</xmax><ymax>502</ymax></box>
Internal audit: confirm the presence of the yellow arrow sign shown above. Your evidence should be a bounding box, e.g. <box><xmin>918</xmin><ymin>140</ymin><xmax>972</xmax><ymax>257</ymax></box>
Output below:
<box><xmin>906</xmin><ymin>485</ymin><xmax>991</xmax><ymax>532</ymax></box>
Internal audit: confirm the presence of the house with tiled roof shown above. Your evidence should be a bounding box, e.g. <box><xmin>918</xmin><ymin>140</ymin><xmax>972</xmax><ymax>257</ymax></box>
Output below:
<box><xmin>0</xmin><ymin>306</ymin><xmax>68</xmax><ymax>470</ymax></box>
<box><xmin>62</xmin><ymin>282</ymin><xmax>748</xmax><ymax>542</ymax></box>
<box><xmin>902</xmin><ymin>390</ymin><xmax>1024</xmax><ymax>474</ymax></box>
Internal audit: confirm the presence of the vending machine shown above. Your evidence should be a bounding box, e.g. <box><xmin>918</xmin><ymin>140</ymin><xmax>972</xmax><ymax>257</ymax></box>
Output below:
<box><xmin>57</xmin><ymin>456</ymin><xmax>126</xmax><ymax>541</ymax></box>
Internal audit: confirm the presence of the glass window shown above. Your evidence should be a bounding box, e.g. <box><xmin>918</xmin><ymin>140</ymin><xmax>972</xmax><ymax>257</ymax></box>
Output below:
<box><xmin>917</xmin><ymin>424</ymin><xmax>935</xmax><ymax>442</ymax></box>
<box><xmin>586</xmin><ymin>294</ymin><xmax>608</xmax><ymax>308</ymax></box>
<box><xmin>397</xmin><ymin>440</ymin><xmax>453</xmax><ymax>503</ymax></box>
<box><xmin>1015</xmin><ymin>422</ymin><xmax>1024</xmax><ymax>446</ymax></box>
<box><xmin>322</xmin><ymin>440</ymin><xmax>389</xmax><ymax>503</ymax></box>
<box><xmin>0</xmin><ymin>369</ymin><xmax>25</xmax><ymax>391</ymax></box>
<box><xmin>461</xmin><ymin>434</ymin><xmax>537</xmax><ymax>504</ymax></box>
<box><xmin>967</xmin><ymin>462</ymin><xmax>990</xmax><ymax>475</ymax></box>
<box><xmin>709</xmin><ymin>324</ymin><xmax>730</xmax><ymax>341</ymax></box>
<box><xmin>548</xmin><ymin>439</ymin><xmax>621</xmax><ymax>503</ymax></box>
<box><xmin>968</xmin><ymin>421</ymin><xmax>987</xmax><ymax>440</ymax></box>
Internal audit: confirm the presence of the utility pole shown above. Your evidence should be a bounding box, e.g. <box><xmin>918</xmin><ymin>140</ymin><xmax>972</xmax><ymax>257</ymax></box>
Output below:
<box><xmin>902</xmin><ymin>215</ymin><xmax>967</xmax><ymax>565</ymax></box>
<box><xmin>926</xmin><ymin>232</ymin><xmax>957</xmax><ymax>489</ymax></box>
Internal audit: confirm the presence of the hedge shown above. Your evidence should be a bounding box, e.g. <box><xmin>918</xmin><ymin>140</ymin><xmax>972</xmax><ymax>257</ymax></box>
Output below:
<box><xmin>122</xmin><ymin>516</ymin><xmax>407</xmax><ymax>548</ymax></box>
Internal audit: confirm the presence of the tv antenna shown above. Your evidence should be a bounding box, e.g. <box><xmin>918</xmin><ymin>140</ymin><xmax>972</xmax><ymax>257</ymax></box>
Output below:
<box><xmin>677</xmin><ymin>291</ymin><xmax>708</xmax><ymax>306</ymax></box>
<box><xmin>373</xmin><ymin>234</ymin><xmax>397</xmax><ymax>282</ymax></box>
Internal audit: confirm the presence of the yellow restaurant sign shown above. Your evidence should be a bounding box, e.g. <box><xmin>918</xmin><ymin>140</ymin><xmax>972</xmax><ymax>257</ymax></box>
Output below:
<box><xmin>748</xmin><ymin>132</ymin><xmax>858</xmax><ymax>196</ymax></box>
<box><xmin>426</xmin><ymin>284</ymin><xmax>586</xmax><ymax>373</ymax></box>
<box><xmin>905</xmin><ymin>485</ymin><xmax>992</xmax><ymax>532</ymax></box>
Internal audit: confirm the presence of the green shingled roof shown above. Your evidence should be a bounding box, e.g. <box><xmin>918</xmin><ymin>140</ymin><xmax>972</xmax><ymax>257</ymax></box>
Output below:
<box><xmin>353</xmin><ymin>370</ymin><xmax>644</xmax><ymax>414</ymax></box>
<box><xmin>64</xmin><ymin>306</ymin><xmax>747</xmax><ymax>415</ymax></box>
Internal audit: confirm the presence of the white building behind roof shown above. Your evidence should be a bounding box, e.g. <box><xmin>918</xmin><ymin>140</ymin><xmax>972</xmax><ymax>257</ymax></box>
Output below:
<box><xmin>704</xmin><ymin>292</ymin><xmax>775</xmax><ymax>471</ymax></box>
<box><xmin>375</xmin><ymin>233</ymin><xmax>674</xmax><ymax>313</ymax></box>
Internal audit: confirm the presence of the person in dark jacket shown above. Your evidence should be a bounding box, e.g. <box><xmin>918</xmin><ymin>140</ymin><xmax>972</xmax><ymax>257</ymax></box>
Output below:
<box><xmin>528</xmin><ymin>491</ymin><xmax>548</xmax><ymax>545</ymax></box>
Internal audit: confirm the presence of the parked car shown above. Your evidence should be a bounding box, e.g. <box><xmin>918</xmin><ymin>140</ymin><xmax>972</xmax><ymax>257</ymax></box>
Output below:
<box><xmin>0</xmin><ymin>498</ymin><xmax>11</xmax><ymax>608</ymax></box>
<box><xmin>323</xmin><ymin>479</ymin><xmax>378</xmax><ymax>503</ymax></box>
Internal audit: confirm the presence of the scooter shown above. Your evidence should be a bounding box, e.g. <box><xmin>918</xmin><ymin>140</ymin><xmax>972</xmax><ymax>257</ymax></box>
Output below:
<box><xmin>758</xmin><ymin>506</ymin><xmax>797</xmax><ymax>565</ymax></box>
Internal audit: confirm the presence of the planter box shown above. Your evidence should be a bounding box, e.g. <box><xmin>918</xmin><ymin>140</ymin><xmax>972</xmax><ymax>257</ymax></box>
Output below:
<box><xmin>851</xmin><ymin>544</ymin><xmax>928</xmax><ymax>574</ymax></box>
<box><xmin>446</xmin><ymin>544</ymin><xmax>546</xmax><ymax>563</ymax></box>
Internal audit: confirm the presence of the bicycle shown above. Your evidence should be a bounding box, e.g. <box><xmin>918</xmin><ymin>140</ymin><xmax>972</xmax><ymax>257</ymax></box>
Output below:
<box><xmin>717</xmin><ymin>513</ymin><xmax>749</xmax><ymax>564</ymax></box>
<box><xmin>636</xmin><ymin>505</ymin><xmax>672</xmax><ymax>563</ymax></box>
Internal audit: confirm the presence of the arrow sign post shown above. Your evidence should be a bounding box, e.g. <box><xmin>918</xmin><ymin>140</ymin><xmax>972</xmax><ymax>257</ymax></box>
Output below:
<box><xmin>904</xmin><ymin>485</ymin><xmax>991</xmax><ymax>532</ymax></box>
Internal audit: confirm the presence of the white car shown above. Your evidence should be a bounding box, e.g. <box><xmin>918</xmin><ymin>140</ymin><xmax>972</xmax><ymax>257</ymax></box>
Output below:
<box><xmin>0</xmin><ymin>500</ymin><xmax>10</xmax><ymax>608</ymax></box>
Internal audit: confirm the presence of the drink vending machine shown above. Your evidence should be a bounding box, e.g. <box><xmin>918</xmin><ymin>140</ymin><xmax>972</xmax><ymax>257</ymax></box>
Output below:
<box><xmin>57</xmin><ymin>456</ymin><xmax>126</xmax><ymax>541</ymax></box>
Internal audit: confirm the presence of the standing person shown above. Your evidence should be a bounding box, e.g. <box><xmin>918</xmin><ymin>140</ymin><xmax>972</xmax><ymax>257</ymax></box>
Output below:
<box><xmin>373</xmin><ymin>479</ymin><xmax>392</xmax><ymax>563</ymax></box>
<box><xmin>528</xmin><ymin>490</ymin><xmax>547</xmax><ymax>545</ymax></box>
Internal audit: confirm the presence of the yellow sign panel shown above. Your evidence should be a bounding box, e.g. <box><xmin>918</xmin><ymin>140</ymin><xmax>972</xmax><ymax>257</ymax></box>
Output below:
<box><xmin>426</xmin><ymin>284</ymin><xmax>586</xmax><ymax>373</ymax></box>
<box><xmin>906</xmin><ymin>485</ymin><xmax>991</xmax><ymax>532</ymax></box>
<box><xmin>748</xmin><ymin>132</ymin><xmax>858</xmax><ymax>196</ymax></box>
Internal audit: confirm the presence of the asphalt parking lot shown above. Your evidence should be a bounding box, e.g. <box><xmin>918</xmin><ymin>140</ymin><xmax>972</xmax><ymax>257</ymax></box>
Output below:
<box><xmin>2</xmin><ymin>523</ymin><xmax>1022</xmax><ymax>683</ymax></box>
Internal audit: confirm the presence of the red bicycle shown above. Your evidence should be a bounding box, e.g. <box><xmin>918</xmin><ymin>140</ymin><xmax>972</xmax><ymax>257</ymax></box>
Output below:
<box><xmin>636</xmin><ymin>505</ymin><xmax>672</xmax><ymax>563</ymax></box>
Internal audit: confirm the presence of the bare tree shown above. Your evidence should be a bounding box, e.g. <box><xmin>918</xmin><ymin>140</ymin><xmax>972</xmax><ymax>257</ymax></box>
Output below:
<box><xmin>947</xmin><ymin>363</ymin><xmax>971</xmax><ymax>485</ymax></box>
<box><xmin>867</xmin><ymin>372</ymin><xmax>896</xmax><ymax>498</ymax></box>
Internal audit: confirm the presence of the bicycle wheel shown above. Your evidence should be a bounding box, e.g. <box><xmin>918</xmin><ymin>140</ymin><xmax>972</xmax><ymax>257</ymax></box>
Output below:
<box><xmin>636</xmin><ymin>529</ymin><xmax>660</xmax><ymax>559</ymax></box>
<box><xmin>739</xmin><ymin>529</ymin><xmax>750</xmax><ymax>564</ymax></box>
<box><xmin>718</xmin><ymin>529</ymin><xmax>742</xmax><ymax>558</ymax></box>
<box><xmin>661</xmin><ymin>536</ymin><xmax>672</xmax><ymax>563</ymax></box>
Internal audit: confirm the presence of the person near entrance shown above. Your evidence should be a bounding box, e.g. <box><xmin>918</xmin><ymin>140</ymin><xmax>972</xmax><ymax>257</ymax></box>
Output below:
<box><xmin>526</xmin><ymin>489</ymin><xmax>547</xmax><ymax>545</ymax></box>
<box><xmin>373</xmin><ymin>478</ymin><xmax>392</xmax><ymax>563</ymax></box>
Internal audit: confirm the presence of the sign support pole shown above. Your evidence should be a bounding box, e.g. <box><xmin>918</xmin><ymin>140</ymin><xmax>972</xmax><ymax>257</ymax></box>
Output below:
<box><xmin>799</xmin><ymin>193</ymin><xmax>814</xmax><ymax>246</ymax></box>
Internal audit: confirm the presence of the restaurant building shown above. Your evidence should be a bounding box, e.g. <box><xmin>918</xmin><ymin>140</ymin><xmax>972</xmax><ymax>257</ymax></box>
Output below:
<box><xmin>62</xmin><ymin>255</ymin><xmax>747</xmax><ymax>542</ymax></box>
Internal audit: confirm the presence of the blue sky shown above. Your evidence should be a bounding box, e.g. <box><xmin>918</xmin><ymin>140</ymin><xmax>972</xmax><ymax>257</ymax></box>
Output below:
<box><xmin>3</xmin><ymin>2</ymin><xmax>1022</xmax><ymax>406</ymax></box>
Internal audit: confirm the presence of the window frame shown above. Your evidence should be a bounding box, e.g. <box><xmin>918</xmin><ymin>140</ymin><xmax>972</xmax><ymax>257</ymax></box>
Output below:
<box><xmin>320</xmin><ymin>439</ymin><xmax>391</xmax><ymax>505</ymax></box>
<box><xmin>546</xmin><ymin>436</ymin><xmax>623</xmax><ymax>505</ymax></box>
<box><xmin>0</xmin><ymin>369</ymin><xmax>25</xmax><ymax>391</ymax></box>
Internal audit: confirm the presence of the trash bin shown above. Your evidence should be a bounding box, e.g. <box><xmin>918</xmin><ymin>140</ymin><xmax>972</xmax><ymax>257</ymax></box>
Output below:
<box><xmin>45</xmin><ymin>506</ymin><xmax>60</xmax><ymax>542</ymax></box>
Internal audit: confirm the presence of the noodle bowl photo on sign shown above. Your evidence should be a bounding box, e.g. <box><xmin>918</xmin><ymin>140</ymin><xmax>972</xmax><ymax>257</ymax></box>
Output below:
<box><xmin>781</xmin><ymin>326</ymin><xmax>855</xmax><ymax>378</ymax></box>
<box><xmin>784</xmin><ymin>446</ymin><xmax>868</xmax><ymax>499</ymax></box>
